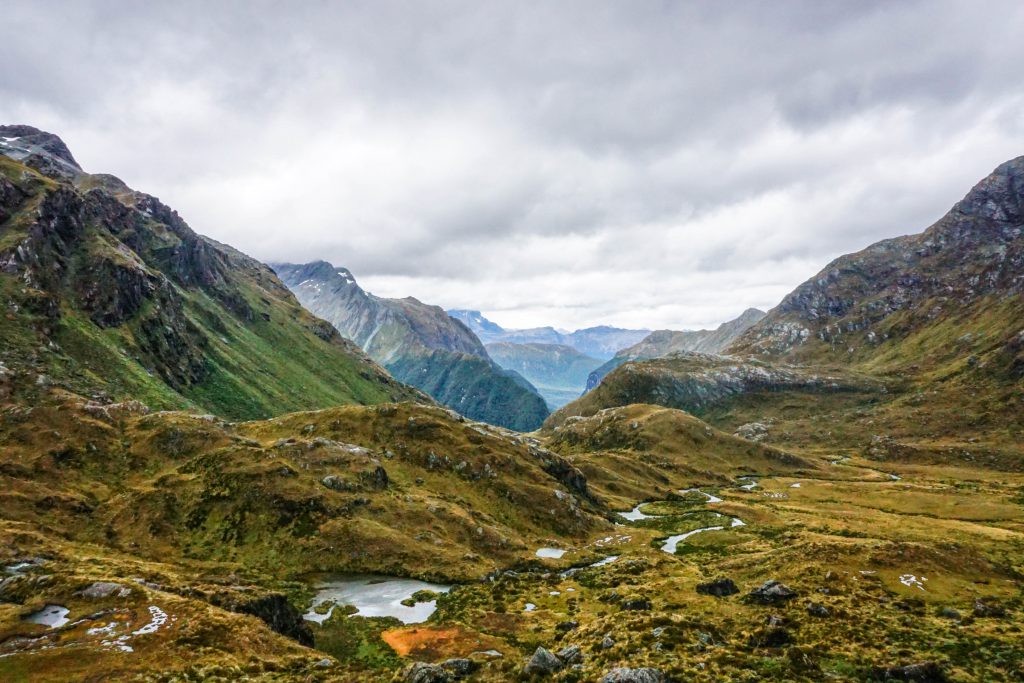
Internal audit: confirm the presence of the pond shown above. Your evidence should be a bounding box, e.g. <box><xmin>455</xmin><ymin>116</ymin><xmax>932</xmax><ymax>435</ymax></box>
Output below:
<box><xmin>24</xmin><ymin>604</ymin><xmax>69</xmax><ymax>628</ymax></box>
<box><xmin>304</xmin><ymin>575</ymin><xmax>452</xmax><ymax>625</ymax></box>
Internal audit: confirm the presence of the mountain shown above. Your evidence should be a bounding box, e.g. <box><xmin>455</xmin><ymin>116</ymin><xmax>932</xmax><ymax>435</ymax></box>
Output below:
<box><xmin>2</xmin><ymin>130</ymin><xmax>1021</xmax><ymax>682</ymax></box>
<box><xmin>273</xmin><ymin>262</ymin><xmax>549</xmax><ymax>431</ymax></box>
<box><xmin>584</xmin><ymin>308</ymin><xmax>766</xmax><ymax>391</ymax></box>
<box><xmin>0</xmin><ymin>125</ymin><xmax>420</xmax><ymax>420</ymax></box>
<box><xmin>485</xmin><ymin>342</ymin><xmax>603</xmax><ymax>409</ymax></box>
<box><xmin>448</xmin><ymin>309</ymin><xmax>649</xmax><ymax>359</ymax></box>
<box><xmin>547</xmin><ymin>156</ymin><xmax>1024</xmax><ymax>459</ymax></box>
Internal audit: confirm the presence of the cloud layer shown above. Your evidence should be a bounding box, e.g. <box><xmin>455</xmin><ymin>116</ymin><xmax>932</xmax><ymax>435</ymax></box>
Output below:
<box><xmin>3</xmin><ymin>1</ymin><xmax>1023</xmax><ymax>330</ymax></box>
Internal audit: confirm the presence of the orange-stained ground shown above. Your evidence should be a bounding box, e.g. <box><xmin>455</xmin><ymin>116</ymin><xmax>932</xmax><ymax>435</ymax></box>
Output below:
<box><xmin>381</xmin><ymin>625</ymin><xmax>506</xmax><ymax>660</ymax></box>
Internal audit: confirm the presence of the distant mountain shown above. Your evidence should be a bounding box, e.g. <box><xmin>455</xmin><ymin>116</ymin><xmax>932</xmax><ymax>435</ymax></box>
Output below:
<box><xmin>584</xmin><ymin>308</ymin><xmax>766</xmax><ymax>390</ymax></box>
<box><xmin>0</xmin><ymin>125</ymin><xmax>420</xmax><ymax>419</ymax></box>
<box><xmin>448</xmin><ymin>309</ymin><xmax>649</xmax><ymax>359</ymax></box>
<box><xmin>485</xmin><ymin>342</ymin><xmax>603</xmax><ymax>409</ymax></box>
<box><xmin>274</xmin><ymin>262</ymin><xmax>549</xmax><ymax>431</ymax></box>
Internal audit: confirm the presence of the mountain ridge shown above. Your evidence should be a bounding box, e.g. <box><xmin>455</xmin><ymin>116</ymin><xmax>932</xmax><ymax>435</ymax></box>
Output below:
<box><xmin>0</xmin><ymin>125</ymin><xmax>421</xmax><ymax>419</ymax></box>
<box><xmin>448</xmin><ymin>309</ymin><xmax>649</xmax><ymax>359</ymax></box>
<box><xmin>273</xmin><ymin>261</ymin><xmax>550</xmax><ymax>431</ymax></box>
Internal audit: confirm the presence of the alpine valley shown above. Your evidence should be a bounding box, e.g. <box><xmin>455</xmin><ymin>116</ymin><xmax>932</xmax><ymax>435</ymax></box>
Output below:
<box><xmin>1</xmin><ymin>125</ymin><xmax>1022</xmax><ymax>683</ymax></box>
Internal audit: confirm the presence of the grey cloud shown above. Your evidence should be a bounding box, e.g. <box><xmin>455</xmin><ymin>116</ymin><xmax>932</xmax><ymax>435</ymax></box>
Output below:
<box><xmin>2</xmin><ymin>0</ymin><xmax>1023</xmax><ymax>330</ymax></box>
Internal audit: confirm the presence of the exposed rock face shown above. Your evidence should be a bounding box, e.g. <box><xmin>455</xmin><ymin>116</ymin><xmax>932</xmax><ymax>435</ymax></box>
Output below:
<box><xmin>731</xmin><ymin>156</ymin><xmax>1024</xmax><ymax>369</ymax></box>
<box><xmin>206</xmin><ymin>591</ymin><xmax>314</xmax><ymax>647</ymax></box>
<box><xmin>274</xmin><ymin>261</ymin><xmax>549</xmax><ymax>431</ymax></box>
<box><xmin>586</xmin><ymin>308</ymin><xmax>766</xmax><ymax>391</ymax></box>
<box><xmin>548</xmin><ymin>351</ymin><xmax>880</xmax><ymax>426</ymax></box>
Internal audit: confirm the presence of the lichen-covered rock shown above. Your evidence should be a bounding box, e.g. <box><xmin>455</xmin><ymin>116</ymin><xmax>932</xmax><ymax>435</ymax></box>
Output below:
<box><xmin>747</xmin><ymin>580</ymin><xmax>797</xmax><ymax>605</ymax></box>
<box><xmin>696</xmin><ymin>577</ymin><xmax>739</xmax><ymax>597</ymax></box>
<box><xmin>404</xmin><ymin>662</ymin><xmax>452</xmax><ymax>683</ymax></box>
<box><xmin>523</xmin><ymin>646</ymin><xmax>563</xmax><ymax>676</ymax></box>
<box><xmin>600</xmin><ymin>668</ymin><xmax>667</xmax><ymax>683</ymax></box>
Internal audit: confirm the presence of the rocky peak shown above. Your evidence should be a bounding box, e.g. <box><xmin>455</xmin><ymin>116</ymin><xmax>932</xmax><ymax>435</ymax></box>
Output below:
<box><xmin>953</xmin><ymin>155</ymin><xmax>1024</xmax><ymax>223</ymax></box>
<box><xmin>0</xmin><ymin>124</ymin><xmax>82</xmax><ymax>177</ymax></box>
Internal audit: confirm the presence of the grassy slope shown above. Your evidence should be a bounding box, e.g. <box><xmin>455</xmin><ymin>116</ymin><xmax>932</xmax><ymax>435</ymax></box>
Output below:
<box><xmin>0</xmin><ymin>156</ymin><xmax>419</xmax><ymax>421</ymax></box>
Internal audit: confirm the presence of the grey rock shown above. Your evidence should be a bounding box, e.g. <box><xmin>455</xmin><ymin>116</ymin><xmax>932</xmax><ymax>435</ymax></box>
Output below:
<box><xmin>77</xmin><ymin>581</ymin><xmax>131</xmax><ymax>599</ymax></box>
<box><xmin>555</xmin><ymin>645</ymin><xmax>582</xmax><ymax>665</ymax></box>
<box><xmin>523</xmin><ymin>646</ymin><xmax>563</xmax><ymax>676</ymax></box>
<box><xmin>600</xmin><ymin>667</ymin><xmax>667</xmax><ymax>683</ymax></box>
<box><xmin>696</xmin><ymin>577</ymin><xmax>739</xmax><ymax>597</ymax></box>
<box><xmin>870</xmin><ymin>661</ymin><xmax>947</xmax><ymax>682</ymax></box>
<box><xmin>404</xmin><ymin>662</ymin><xmax>453</xmax><ymax>683</ymax></box>
<box><xmin>440</xmin><ymin>658</ymin><xmax>477</xmax><ymax>676</ymax></box>
<box><xmin>806</xmin><ymin>601</ymin><xmax>830</xmax><ymax>617</ymax></box>
<box><xmin>972</xmin><ymin>598</ymin><xmax>1006</xmax><ymax>618</ymax></box>
<box><xmin>321</xmin><ymin>475</ymin><xmax>356</xmax><ymax>492</ymax></box>
<box><xmin>734</xmin><ymin>422</ymin><xmax>769</xmax><ymax>442</ymax></box>
<box><xmin>600</xmin><ymin>634</ymin><xmax>616</xmax><ymax>650</ymax></box>
<box><xmin>314</xmin><ymin>658</ymin><xmax>333</xmax><ymax>668</ymax></box>
<box><xmin>748</xmin><ymin>580</ymin><xmax>797</xmax><ymax>605</ymax></box>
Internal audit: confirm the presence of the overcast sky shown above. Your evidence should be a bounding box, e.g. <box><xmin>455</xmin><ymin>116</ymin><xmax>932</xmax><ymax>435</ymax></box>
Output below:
<box><xmin>3</xmin><ymin>1</ymin><xmax>1023</xmax><ymax>330</ymax></box>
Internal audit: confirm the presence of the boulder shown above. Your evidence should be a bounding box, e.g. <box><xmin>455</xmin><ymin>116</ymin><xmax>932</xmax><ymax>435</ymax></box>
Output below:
<box><xmin>440</xmin><ymin>658</ymin><xmax>477</xmax><ymax>676</ymax></box>
<box><xmin>750</xmin><ymin>626</ymin><xmax>793</xmax><ymax>648</ymax></box>
<box><xmin>806</xmin><ymin>601</ymin><xmax>830</xmax><ymax>617</ymax></box>
<box><xmin>601</xmin><ymin>634</ymin><xmax>616</xmax><ymax>650</ymax></box>
<box><xmin>870</xmin><ymin>661</ymin><xmax>947</xmax><ymax>682</ymax></box>
<box><xmin>523</xmin><ymin>646</ymin><xmax>563</xmax><ymax>676</ymax></box>
<box><xmin>696</xmin><ymin>577</ymin><xmax>739</xmax><ymax>597</ymax></box>
<box><xmin>600</xmin><ymin>667</ymin><xmax>667</xmax><ymax>683</ymax></box>
<box><xmin>747</xmin><ymin>580</ymin><xmax>797</xmax><ymax>605</ymax></box>
<box><xmin>556</xmin><ymin>645</ymin><xmax>582</xmax><ymax>665</ymax></box>
<box><xmin>404</xmin><ymin>662</ymin><xmax>453</xmax><ymax>683</ymax></box>
<box><xmin>973</xmin><ymin>598</ymin><xmax>1006</xmax><ymax>618</ymax></box>
<box><xmin>77</xmin><ymin>581</ymin><xmax>131</xmax><ymax>599</ymax></box>
<box><xmin>321</xmin><ymin>475</ymin><xmax>356</xmax><ymax>492</ymax></box>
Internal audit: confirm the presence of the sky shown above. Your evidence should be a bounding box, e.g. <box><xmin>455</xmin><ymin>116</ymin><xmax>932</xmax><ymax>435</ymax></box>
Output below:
<box><xmin>2</xmin><ymin>1</ymin><xmax>1023</xmax><ymax>331</ymax></box>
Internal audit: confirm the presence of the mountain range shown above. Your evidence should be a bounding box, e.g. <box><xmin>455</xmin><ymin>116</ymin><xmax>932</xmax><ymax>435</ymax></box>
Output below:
<box><xmin>2</xmin><ymin>126</ymin><xmax>1022</xmax><ymax>683</ymax></box>
<box><xmin>484</xmin><ymin>342</ymin><xmax>602</xmax><ymax>409</ymax></box>
<box><xmin>272</xmin><ymin>261</ymin><xmax>549</xmax><ymax>431</ymax></box>
<box><xmin>448</xmin><ymin>309</ymin><xmax>650</xmax><ymax>360</ymax></box>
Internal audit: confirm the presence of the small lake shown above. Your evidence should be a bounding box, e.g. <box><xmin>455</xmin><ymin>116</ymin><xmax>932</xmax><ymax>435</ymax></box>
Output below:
<box><xmin>535</xmin><ymin>547</ymin><xmax>566</xmax><ymax>559</ymax></box>
<box><xmin>24</xmin><ymin>604</ymin><xmax>69</xmax><ymax>628</ymax></box>
<box><xmin>304</xmin><ymin>575</ymin><xmax>452</xmax><ymax>625</ymax></box>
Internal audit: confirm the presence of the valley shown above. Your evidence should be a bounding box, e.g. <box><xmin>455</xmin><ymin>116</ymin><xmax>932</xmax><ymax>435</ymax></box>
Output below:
<box><xmin>0</xmin><ymin>129</ymin><xmax>1021</xmax><ymax>683</ymax></box>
